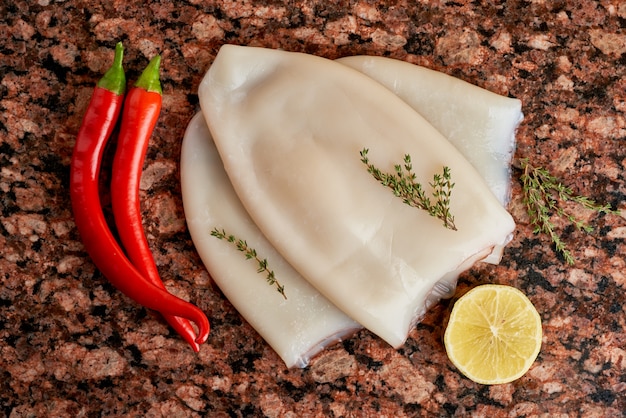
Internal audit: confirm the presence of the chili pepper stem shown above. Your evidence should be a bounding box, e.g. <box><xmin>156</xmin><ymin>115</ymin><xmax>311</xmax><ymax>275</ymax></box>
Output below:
<box><xmin>134</xmin><ymin>55</ymin><xmax>162</xmax><ymax>94</ymax></box>
<box><xmin>97</xmin><ymin>42</ymin><xmax>126</xmax><ymax>95</ymax></box>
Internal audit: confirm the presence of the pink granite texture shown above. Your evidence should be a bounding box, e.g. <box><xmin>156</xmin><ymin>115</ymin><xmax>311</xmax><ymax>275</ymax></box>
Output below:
<box><xmin>1</xmin><ymin>0</ymin><xmax>625</xmax><ymax>416</ymax></box>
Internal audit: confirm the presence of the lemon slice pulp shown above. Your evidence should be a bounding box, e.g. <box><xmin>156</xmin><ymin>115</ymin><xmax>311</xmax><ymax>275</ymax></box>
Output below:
<box><xmin>444</xmin><ymin>284</ymin><xmax>542</xmax><ymax>385</ymax></box>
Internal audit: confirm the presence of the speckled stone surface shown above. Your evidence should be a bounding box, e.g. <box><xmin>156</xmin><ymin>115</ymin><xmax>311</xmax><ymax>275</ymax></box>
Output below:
<box><xmin>1</xmin><ymin>0</ymin><xmax>626</xmax><ymax>416</ymax></box>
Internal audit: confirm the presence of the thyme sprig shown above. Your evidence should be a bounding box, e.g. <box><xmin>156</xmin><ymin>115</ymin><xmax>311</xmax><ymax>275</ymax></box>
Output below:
<box><xmin>520</xmin><ymin>158</ymin><xmax>617</xmax><ymax>264</ymax></box>
<box><xmin>360</xmin><ymin>148</ymin><xmax>457</xmax><ymax>230</ymax></box>
<box><xmin>211</xmin><ymin>227</ymin><xmax>286</xmax><ymax>299</ymax></box>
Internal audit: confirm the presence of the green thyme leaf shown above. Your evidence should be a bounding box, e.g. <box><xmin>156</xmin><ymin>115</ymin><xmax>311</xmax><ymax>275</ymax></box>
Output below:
<box><xmin>519</xmin><ymin>158</ymin><xmax>618</xmax><ymax>265</ymax></box>
<box><xmin>360</xmin><ymin>148</ymin><xmax>457</xmax><ymax>230</ymax></box>
<box><xmin>211</xmin><ymin>227</ymin><xmax>286</xmax><ymax>299</ymax></box>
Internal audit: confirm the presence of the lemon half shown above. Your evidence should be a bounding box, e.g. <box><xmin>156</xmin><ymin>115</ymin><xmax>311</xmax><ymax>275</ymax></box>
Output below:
<box><xmin>444</xmin><ymin>284</ymin><xmax>542</xmax><ymax>385</ymax></box>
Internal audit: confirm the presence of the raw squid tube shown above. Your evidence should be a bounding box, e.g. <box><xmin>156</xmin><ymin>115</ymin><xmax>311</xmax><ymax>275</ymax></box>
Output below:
<box><xmin>199</xmin><ymin>45</ymin><xmax>516</xmax><ymax>348</ymax></box>
<box><xmin>337</xmin><ymin>56</ymin><xmax>522</xmax><ymax>263</ymax></box>
<box><xmin>181</xmin><ymin>112</ymin><xmax>361</xmax><ymax>368</ymax></box>
<box><xmin>337</xmin><ymin>56</ymin><xmax>522</xmax><ymax>209</ymax></box>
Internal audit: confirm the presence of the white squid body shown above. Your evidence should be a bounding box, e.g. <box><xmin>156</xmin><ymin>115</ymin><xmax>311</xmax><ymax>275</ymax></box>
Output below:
<box><xmin>338</xmin><ymin>56</ymin><xmax>522</xmax><ymax>263</ymax></box>
<box><xmin>192</xmin><ymin>45</ymin><xmax>517</xmax><ymax>349</ymax></box>
<box><xmin>181</xmin><ymin>112</ymin><xmax>362</xmax><ymax>368</ymax></box>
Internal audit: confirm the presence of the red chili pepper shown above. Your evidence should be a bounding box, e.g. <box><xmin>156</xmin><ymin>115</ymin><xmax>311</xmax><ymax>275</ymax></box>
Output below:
<box><xmin>70</xmin><ymin>43</ymin><xmax>209</xmax><ymax>345</ymax></box>
<box><xmin>111</xmin><ymin>55</ymin><xmax>204</xmax><ymax>351</ymax></box>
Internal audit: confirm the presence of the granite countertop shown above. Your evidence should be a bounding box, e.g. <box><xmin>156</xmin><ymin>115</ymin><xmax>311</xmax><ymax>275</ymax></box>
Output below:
<box><xmin>1</xmin><ymin>0</ymin><xmax>625</xmax><ymax>416</ymax></box>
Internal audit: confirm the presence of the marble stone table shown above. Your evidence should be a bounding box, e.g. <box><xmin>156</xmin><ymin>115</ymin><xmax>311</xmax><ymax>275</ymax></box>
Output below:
<box><xmin>1</xmin><ymin>0</ymin><xmax>625</xmax><ymax>416</ymax></box>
